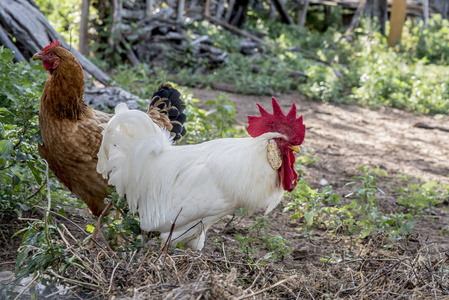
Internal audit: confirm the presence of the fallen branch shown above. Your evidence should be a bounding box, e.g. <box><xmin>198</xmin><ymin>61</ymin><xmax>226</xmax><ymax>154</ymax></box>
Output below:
<box><xmin>204</xmin><ymin>14</ymin><xmax>265</xmax><ymax>45</ymax></box>
<box><xmin>236</xmin><ymin>275</ymin><xmax>298</xmax><ymax>300</ymax></box>
<box><xmin>414</xmin><ymin>122</ymin><xmax>449</xmax><ymax>132</ymax></box>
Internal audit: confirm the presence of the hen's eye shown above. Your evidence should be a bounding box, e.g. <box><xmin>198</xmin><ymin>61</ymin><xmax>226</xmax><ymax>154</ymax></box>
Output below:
<box><xmin>278</xmin><ymin>138</ymin><xmax>283</xmax><ymax>142</ymax></box>
<box><xmin>49</xmin><ymin>53</ymin><xmax>54</xmax><ymax>57</ymax></box>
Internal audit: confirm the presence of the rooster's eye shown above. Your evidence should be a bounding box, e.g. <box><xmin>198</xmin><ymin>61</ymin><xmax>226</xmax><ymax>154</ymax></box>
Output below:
<box><xmin>49</xmin><ymin>53</ymin><xmax>54</xmax><ymax>57</ymax></box>
<box><xmin>278</xmin><ymin>138</ymin><xmax>283</xmax><ymax>142</ymax></box>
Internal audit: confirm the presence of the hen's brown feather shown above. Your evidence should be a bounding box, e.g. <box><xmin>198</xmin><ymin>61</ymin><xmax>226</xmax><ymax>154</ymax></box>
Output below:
<box><xmin>36</xmin><ymin>44</ymin><xmax>186</xmax><ymax>217</ymax></box>
<box><xmin>38</xmin><ymin>47</ymin><xmax>112</xmax><ymax>215</ymax></box>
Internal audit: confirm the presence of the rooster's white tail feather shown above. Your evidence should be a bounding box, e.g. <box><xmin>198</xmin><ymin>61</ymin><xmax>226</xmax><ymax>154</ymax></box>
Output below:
<box><xmin>97</xmin><ymin>103</ymin><xmax>172</xmax><ymax>214</ymax></box>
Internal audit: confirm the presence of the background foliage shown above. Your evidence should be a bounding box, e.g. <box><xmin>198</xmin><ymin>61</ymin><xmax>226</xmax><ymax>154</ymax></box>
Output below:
<box><xmin>1</xmin><ymin>3</ymin><xmax>449</xmax><ymax>297</ymax></box>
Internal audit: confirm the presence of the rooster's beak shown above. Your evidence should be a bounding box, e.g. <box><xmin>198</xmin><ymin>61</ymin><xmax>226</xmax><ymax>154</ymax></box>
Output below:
<box><xmin>32</xmin><ymin>52</ymin><xmax>43</xmax><ymax>60</ymax></box>
<box><xmin>288</xmin><ymin>145</ymin><xmax>300</xmax><ymax>153</ymax></box>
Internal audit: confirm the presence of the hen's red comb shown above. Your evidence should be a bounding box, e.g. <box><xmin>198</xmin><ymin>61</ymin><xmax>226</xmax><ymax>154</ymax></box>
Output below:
<box><xmin>41</xmin><ymin>40</ymin><xmax>61</xmax><ymax>52</ymax></box>
<box><xmin>247</xmin><ymin>97</ymin><xmax>306</xmax><ymax>145</ymax></box>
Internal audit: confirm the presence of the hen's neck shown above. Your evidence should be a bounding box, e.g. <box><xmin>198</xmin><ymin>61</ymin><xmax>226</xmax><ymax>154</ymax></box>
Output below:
<box><xmin>41</xmin><ymin>59</ymin><xmax>87</xmax><ymax>121</ymax></box>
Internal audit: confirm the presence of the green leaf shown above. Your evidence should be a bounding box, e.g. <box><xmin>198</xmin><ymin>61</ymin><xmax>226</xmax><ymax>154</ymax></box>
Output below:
<box><xmin>27</xmin><ymin>161</ymin><xmax>42</xmax><ymax>185</ymax></box>
<box><xmin>0</xmin><ymin>140</ymin><xmax>13</xmax><ymax>158</ymax></box>
<box><xmin>86</xmin><ymin>224</ymin><xmax>95</xmax><ymax>234</ymax></box>
<box><xmin>290</xmin><ymin>212</ymin><xmax>299</xmax><ymax>220</ymax></box>
<box><xmin>12</xmin><ymin>175</ymin><xmax>21</xmax><ymax>187</ymax></box>
<box><xmin>304</xmin><ymin>211</ymin><xmax>314</xmax><ymax>226</ymax></box>
<box><xmin>0</xmin><ymin>107</ymin><xmax>12</xmax><ymax>115</ymax></box>
<box><xmin>57</xmin><ymin>208</ymin><xmax>67</xmax><ymax>217</ymax></box>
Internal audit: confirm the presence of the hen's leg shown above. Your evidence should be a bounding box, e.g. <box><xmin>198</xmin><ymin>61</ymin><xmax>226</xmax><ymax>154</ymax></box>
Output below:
<box><xmin>91</xmin><ymin>201</ymin><xmax>113</xmax><ymax>251</ymax></box>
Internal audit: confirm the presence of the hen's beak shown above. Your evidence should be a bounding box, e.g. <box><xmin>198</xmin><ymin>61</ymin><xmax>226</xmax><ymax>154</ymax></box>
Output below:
<box><xmin>32</xmin><ymin>52</ymin><xmax>43</xmax><ymax>60</ymax></box>
<box><xmin>288</xmin><ymin>145</ymin><xmax>300</xmax><ymax>153</ymax></box>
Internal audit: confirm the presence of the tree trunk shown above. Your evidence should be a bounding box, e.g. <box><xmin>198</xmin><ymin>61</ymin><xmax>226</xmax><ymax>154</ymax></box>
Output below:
<box><xmin>224</xmin><ymin>0</ymin><xmax>236</xmax><ymax>22</ymax></box>
<box><xmin>79</xmin><ymin>0</ymin><xmax>90</xmax><ymax>55</ymax></box>
<box><xmin>297</xmin><ymin>0</ymin><xmax>309</xmax><ymax>27</ymax></box>
<box><xmin>388</xmin><ymin>0</ymin><xmax>407</xmax><ymax>47</ymax></box>
<box><xmin>430</xmin><ymin>0</ymin><xmax>449</xmax><ymax>19</ymax></box>
<box><xmin>0</xmin><ymin>0</ymin><xmax>111</xmax><ymax>86</ymax></box>
<box><xmin>272</xmin><ymin>0</ymin><xmax>294</xmax><ymax>25</ymax></box>
<box><xmin>423</xmin><ymin>0</ymin><xmax>429</xmax><ymax>29</ymax></box>
<box><xmin>230</xmin><ymin>0</ymin><xmax>249</xmax><ymax>27</ymax></box>
<box><xmin>109</xmin><ymin>0</ymin><xmax>122</xmax><ymax>49</ymax></box>
<box><xmin>146</xmin><ymin>0</ymin><xmax>154</xmax><ymax>17</ymax></box>
<box><xmin>177</xmin><ymin>0</ymin><xmax>185</xmax><ymax>22</ymax></box>
<box><xmin>364</xmin><ymin>0</ymin><xmax>387</xmax><ymax>35</ymax></box>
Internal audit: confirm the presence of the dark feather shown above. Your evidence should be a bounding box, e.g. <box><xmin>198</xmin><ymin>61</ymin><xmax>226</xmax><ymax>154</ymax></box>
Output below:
<box><xmin>149</xmin><ymin>83</ymin><xmax>187</xmax><ymax>141</ymax></box>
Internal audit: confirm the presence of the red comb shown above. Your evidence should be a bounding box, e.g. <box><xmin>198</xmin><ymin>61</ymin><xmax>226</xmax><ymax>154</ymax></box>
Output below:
<box><xmin>41</xmin><ymin>40</ymin><xmax>61</xmax><ymax>52</ymax></box>
<box><xmin>247</xmin><ymin>97</ymin><xmax>306</xmax><ymax>145</ymax></box>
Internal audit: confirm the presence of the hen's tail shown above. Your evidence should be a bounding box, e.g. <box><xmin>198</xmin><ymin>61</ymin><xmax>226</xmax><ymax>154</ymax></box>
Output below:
<box><xmin>97</xmin><ymin>103</ymin><xmax>172</xmax><ymax>211</ymax></box>
<box><xmin>147</xmin><ymin>83</ymin><xmax>187</xmax><ymax>142</ymax></box>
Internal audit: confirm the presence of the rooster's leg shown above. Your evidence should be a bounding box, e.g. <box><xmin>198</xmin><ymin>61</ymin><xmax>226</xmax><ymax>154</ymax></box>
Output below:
<box><xmin>91</xmin><ymin>201</ymin><xmax>113</xmax><ymax>251</ymax></box>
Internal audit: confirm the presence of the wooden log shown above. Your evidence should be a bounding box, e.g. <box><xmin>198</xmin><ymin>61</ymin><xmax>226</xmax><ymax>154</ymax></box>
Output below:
<box><xmin>178</xmin><ymin>0</ymin><xmax>185</xmax><ymax>22</ymax></box>
<box><xmin>122</xmin><ymin>8</ymin><xmax>145</xmax><ymax>20</ymax></box>
<box><xmin>205</xmin><ymin>0</ymin><xmax>211</xmax><ymax>16</ymax></box>
<box><xmin>211</xmin><ymin>82</ymin><xmax>237</xmax><ymax>93</ymax></box>
<box><xmin>0</xmin><ymin>0</ymin><xmax>111</xmax><ymax>86</ymax></box>
<box><xmin>127</xmin><ymin>47</ymin><xmax>140</xmax><ymax>66</ymax></box>
<box><xmin>146</xmin><ymin>0</ymin><xmax>154</xmax><ymax>17</ymax></box>
<box><xmin>272</xmin><ymin>0</ymin><xmax>294</xmax><ymax>24</ymax></box>
<box><xmin>0</xmin><ymin>27</ymin><xmax>26</xmax><ymax>62</ymax></box>
<box><xmin>84</xmin><ymin>83</ymin><xmax>149</xmax><ymax>111</ymax></box>
<box><xmin>205</xmin><ymin>15</ymin><xmax>265</xmax><ymax>45</ymax></box>
<box><xmin>388</xmin><ymin>0</ymin><xmax>407</xmax><ymax>47</ymax></box>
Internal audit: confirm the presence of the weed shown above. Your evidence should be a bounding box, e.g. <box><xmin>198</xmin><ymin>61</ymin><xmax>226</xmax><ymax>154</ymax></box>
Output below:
<box><xmin>396</xmin><ymin>182</ymin><xmax>449</xmax><ymax>214</ymax></box>
<box><xmin>183</xmin><ymin>92</ymin><xmax>245</xmax><ymax>143</ymax></box>
<box><xmin>284</xmin><ymin>180</ymin><xmax>343</xmax><ymax>230</ymax></box>
<box><xmin>234</xmin><ymin>216</ymin><xmax>292</xmax><ymax>262</ymax></box>
<box><xmin>285</xmin><ymin>166</ymin><xmax>415</xmax><ymax>240</ymax></box>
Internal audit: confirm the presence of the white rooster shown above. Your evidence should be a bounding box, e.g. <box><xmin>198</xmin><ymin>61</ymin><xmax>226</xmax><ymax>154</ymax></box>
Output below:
<box><xmin>97</xmin><ymin>97</ymin><xmax>306</xmax><ymax>250</ymax></box>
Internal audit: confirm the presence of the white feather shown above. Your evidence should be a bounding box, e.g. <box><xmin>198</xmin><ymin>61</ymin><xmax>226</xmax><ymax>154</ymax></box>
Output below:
<box><xmin>97</xmin><ymin>104</ymin><xmax>285</xmax><ymax>250</ymax></box>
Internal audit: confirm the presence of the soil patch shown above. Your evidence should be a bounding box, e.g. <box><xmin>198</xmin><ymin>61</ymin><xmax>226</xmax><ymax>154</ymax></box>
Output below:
<box><xmin>2</xmin><ymin>89</ymin><xmax>449</xmax><ymax>299</ymax></box>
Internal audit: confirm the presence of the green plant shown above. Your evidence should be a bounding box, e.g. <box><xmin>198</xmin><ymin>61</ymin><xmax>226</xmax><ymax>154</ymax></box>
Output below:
<box><xmin>34</xmin><ymin>0</ymin><xmax>81</xmax><ymax>47</ymax></box>
<box><xmin>234</xmin><ymin>216</ymin><xmax>292</xmax><ymax>262</ymax></box>
<box><xmin>183</xmin><ymin>93</ymin><xmax>245</xmax><ymax>143</ymax></box>
<box><xmin>344</xmin><ymin>167</ymin><xmax>414</xmax><ymax>238</ymax></box>
<box><xmin>284</xmin><ymin>180</ymin><xmax>343</xmax><ymax>230</ymax></box>
<box><xmin>285</xmin><ymin>167</ymin><xmax>415</xmax><ymax>240</ymax></box>
<box><xmin>260</xmin><ymin>235</ymin><xmax>291</xmax><ymax>260</ymax></box>
<box><xmin>234</xmin><ymin>234</ymin><xmax>258</xmax><ymax>262</ymax></box>
<box><xmin>0</xmin><ymin>47</ymin><xmax>83</xmax><ymax>216</ymax></box>
<box><xmin>0</xmin><ymin>47</ymin><xmax>48</xmax><ymax>215</ymax></box>
<box><xmin>396</xmin><ymin>182</ymin><xmax>448</xmax><ymax>214</ymax></box>
<box><xmin>104</xmin><ymin>189</ymin><xmax>144</xmax><ymax>249</ymax></box>
<box><xmin>112</xmin><ymin>64</ymin><xmax>167</xmax><ymax>100</ymax></box>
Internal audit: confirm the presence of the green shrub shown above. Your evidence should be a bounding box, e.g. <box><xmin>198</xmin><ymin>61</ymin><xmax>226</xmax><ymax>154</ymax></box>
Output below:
<box><xmin>0</xmin><ymin>47</ymin><xmax>48</xmax><ymax>215</ymax></box>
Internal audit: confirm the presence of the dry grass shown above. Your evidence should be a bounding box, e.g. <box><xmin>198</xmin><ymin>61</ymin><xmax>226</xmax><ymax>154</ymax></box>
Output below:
<box><xmin>24</xmin><ymin>222</ymin><xmax>448</xmax><ymax>300</ymax></box>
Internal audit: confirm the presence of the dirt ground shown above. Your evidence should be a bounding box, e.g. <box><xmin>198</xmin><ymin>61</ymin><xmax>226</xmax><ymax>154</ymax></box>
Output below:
<box><xmin>2</xmin><ymin>89</ymin><xmax>449</xmax><ymax>299</ymax></box>
<box><xmin>192</xmin><ymin>88</ymin><xmax>449</xmax><ymax>185</ymax></box>
<box><xmin>193</xmin><ymin>88</ymin><xmax>449</xmax><ymax>282</ymax></box>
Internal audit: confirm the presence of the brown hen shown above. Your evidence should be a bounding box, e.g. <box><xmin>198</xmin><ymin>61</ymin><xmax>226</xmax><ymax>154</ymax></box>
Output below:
<box><xmin>32</xmin><ymin>40</ymin><xmax>186</xmax><ymax>218</ymax></box>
